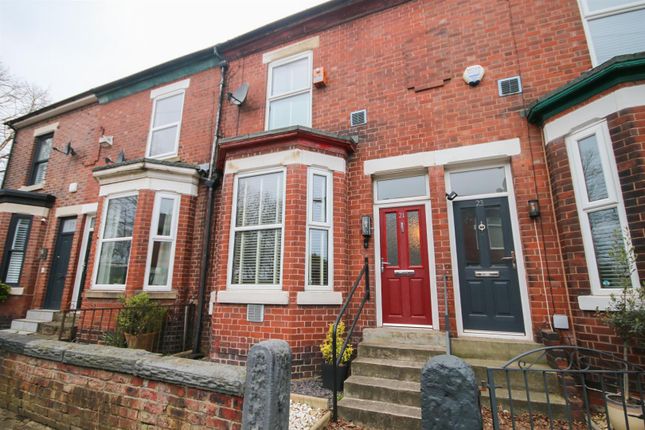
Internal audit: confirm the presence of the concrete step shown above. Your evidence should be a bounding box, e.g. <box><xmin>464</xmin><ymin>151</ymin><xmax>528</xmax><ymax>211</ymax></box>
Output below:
<box><xmin>358</xmin><ymin>341</ymin><xmax>445</xmax><ymax>363</ymax></box>
<box><xmin>482</xmin><ymin>387</ymin><xmax>570</xmax><ymax>420</ymax></box>
<box><xmin>0</xmin><ymin>329</ymin><xmax>35</xmax><ymax>335</ymax></box>
<box><xmin>351</xmin><ymin>357</ymin><xmax>425</xmax><ymax>382</ymax></box>
<box><xmin>338</xmin><ymin>397</ymin><xmax>421</xmax><ymax>430</ymax></box>
<box><xmin>25</xmin><ymin>309</ymin><xmax>61</xmax><ymax>322</ymax></box>
<box><xmin>344</xmin><ymin>375</ymin><xmax>421</xmax><ymax>408</ymax></box>
<box><xmin>468</xmin><ymin>358</ymin><xmax>561</xmax><ymax>395</ymax></box>
<box><xmin>451</xmin><ymin>337</ymin><xmax>546</xmax><ymax>362</ymax></box>
<box><xmin>37</xmin><ymin>320</ymin><xmax>73</xmax><ymax>336</ymax></box>
<box><xmin>362</xmin><ymin>327</ymin><xmax>446</xmax><ymax>347</ymax></box>
<box><xmin>10</xmin><ymin>319</ymin><xmax>40</xmax><ymax>332</ymax></box>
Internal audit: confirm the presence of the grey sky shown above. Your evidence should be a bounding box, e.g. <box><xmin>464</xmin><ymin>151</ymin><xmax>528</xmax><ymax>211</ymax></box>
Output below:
<box><xmin>0</xmin><ymin>0</ymin><xmax>328</xmax><ymax>103</ymax></box>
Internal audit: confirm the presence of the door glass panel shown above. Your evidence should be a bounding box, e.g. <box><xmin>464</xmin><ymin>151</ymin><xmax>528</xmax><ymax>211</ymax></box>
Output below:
<box><xmin>450</xmin><ymin>167</ymin><xmax>507</xmax><ymax>197</ymax></box>
<box><xmin>61</xmin><ymin>219</ymin><xmax>76</xmax><ymax>233</ymax></box>
<box><xmin>385</xmin><ymin>212</ymin><xmax>398</xmax><ymax>265</ymax></box>
<box><xmin>577</xmin><ymin>134</ymin><xmax>609</xmax><ymax>202</ymax></box>
<box><xmin>588</xmin><ymin>208</ymin><xmax>623</xmax><ymax>288</ymax></box>
<box><xmin>485</xmin><ymin>207</ymin><xmax>505</xmax><ymax>264</ymax></box>
<box><xmin>376</xmin><ymin>175</ymin><xmax>427</xmax><ymax>201</ymax></box>
<box><xmin>407</xmin><ymin>210</ymin><xmax>421</xmax><ymax>266</ymax></box>
<box><xmin>460</xmin><ymin>207</ymin><xmax>480</xmax><ymax>266</ymax></box>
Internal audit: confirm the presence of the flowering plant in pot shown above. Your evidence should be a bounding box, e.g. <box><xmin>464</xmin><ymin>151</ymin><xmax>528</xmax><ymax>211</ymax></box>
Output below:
<box><xmin>116</xmin><ymin>292</ymin><xmax>166</xmax><ymax>352</ymax></box>
<box><xmin>320</xmin><ymin>321</ymin><xmax>353</xmax><ymax>391</ymax></box>
<box><xmin>599</xmin><ymin>234</ymin><xmax>644</xmax><ymax>430</ymax></box>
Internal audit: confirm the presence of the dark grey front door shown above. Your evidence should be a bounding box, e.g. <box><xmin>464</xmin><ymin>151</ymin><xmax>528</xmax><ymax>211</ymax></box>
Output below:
<box><xmin>43</xmin><ymin>218</ymin><xmax>76</xmax><ymax>310</ymax></box>
<box><xmin>453</xmin><ymin>197</ymin><xmax>524</xmax><ymax>333</ymax></box>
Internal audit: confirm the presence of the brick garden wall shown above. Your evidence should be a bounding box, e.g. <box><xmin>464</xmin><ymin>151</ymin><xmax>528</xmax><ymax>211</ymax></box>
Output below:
<box><xmin>0</xmin><ymin>336</ymin><xmax>245</xmax><ymax>430</ymax></box>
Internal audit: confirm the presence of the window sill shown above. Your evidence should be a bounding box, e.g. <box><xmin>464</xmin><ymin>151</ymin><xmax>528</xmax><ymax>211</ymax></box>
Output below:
<box><xmin>19</xmin><ymin>183</ymin><xmax>44</xmax><ymax>192</ymax></box>
<box><xmin>138</xmin><ymin>290</ymin><xmax>177</xmax><ymax>300</ymax></box>
<box><xmin>297</xmin><ymin>291</ymin><xmax>342</xmax><ymax>305</ymax></box>
<box><xmin>216</xmin><ymin>290</ymin><xmax>289</xmax><ymax>305</ymax></box>
<box><xmin>578</xmin><ymin>295</ymin><xmax>612</xmax><ymax>311</ymax></box>
<box><xmin>85</xmin><ymin>290</ymin><xmax>124</xmax><ymax>299</ymax></box>
<box><xmin>9</xmin><ymin>287</ymin><xmax>24</xmax><ymax>296</ymax></box>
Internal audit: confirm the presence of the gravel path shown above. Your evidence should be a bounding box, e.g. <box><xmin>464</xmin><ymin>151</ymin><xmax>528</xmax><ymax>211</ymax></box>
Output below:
<box><xmin>291</xmin><ymin>378</ymin><xmax>334</xmax><ymax>401</ymax></box>
<box><xmin>289</xmin><ymin>400</ymin><xmax>326</xmax><ymax>430</ymax></box>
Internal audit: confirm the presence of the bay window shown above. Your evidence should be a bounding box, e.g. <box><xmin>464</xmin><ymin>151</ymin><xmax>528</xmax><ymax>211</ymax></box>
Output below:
<box><xmin>566</xmin><ymin>121</ymin><xmax>639</xmax><ymax>297</ymax></box>
<box><xmin>306</xmin><ymin>169</ymin><xmax>333</xmax><ymax>290</ymax></box>
<box><xmin>145</xmin><ymin>193</ymin><xmax>179</xmax><ymax>291</ymax></box>
<box><xmin>266</xmin><ymin>52</ymin><xmax>312</xmax><ymax>130</ymax></box>
<box><xmin>94</xmin><ymin>194</ymin><xmax>138</xmax><ymax>289</ymax></box>
<box><xmin>229</xmin><ymin>170</ymin><xmax>284</xmax><ymax>288</ymax></box>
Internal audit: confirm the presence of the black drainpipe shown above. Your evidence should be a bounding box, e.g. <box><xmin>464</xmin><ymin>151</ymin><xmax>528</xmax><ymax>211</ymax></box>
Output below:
<box><xmin>192</xmin><ymin>47</ymin><xmax>228</xmax><ymax>355</ymax></box>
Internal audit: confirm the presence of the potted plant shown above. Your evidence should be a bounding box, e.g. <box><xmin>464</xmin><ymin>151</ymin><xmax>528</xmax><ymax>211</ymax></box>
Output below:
<box><xmin>0</xmin><ymin>283</ymin><xmax>10</xmax><ymax>304</ymax></box>
<box><xmin>600</xmin><ymin>233</ymin><xmax>644</xmax><ymax>430</ymax></box>
<box><xmin>320</xmin><ymin>321</ymin><xmax>353</xmax><ymax>391</ymax></box>
<box><xmin>116</xmin><ymin>292</ymin><xmax>166</xmax><ymax>352</ymax></box>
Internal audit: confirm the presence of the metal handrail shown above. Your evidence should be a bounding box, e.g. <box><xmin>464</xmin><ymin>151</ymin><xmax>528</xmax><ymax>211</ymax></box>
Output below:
<box><xmin>332</xmin><ymin>256</ymin><xmax>370</xmax><ymax>421</ymax></box>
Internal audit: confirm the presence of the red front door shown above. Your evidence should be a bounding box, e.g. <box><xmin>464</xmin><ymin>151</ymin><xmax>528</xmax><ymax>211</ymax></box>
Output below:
<box><xmin>379</xmin><ymin>205</ymin><xmax>433</xmax><ymax>326</ymax></box>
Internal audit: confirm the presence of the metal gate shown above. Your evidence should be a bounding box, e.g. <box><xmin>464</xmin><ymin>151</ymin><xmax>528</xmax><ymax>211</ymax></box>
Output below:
<box><xmin>485</xmin><ymin>346</ymin><xmax>644</xmax><ymax>429</ymax></box>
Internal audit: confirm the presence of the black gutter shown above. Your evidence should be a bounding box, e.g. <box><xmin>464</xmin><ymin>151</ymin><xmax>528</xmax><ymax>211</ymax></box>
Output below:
<box><xmin>0</xmin><ymin>189</ymin><xmax>56</xmax><ymax>207</ymax></box>
<box><xmin>192</xmin><ymin>47</ymin><xmax>228</xmax><ymax>356</ymax></box>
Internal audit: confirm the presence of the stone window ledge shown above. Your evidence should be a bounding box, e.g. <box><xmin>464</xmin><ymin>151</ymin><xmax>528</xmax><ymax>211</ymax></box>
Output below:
<box><xmin>578</xmin><ymin>295</ymin><xmax>612</xmax><ymax>311</ymax></box>
<box><xmin>19</xmin><ymin>183</ymin><xmax>45</xmax><ymax>192</ymax></box>
<box><xmin>85</xmin><ymin>290</ymin><xmax>123</xmax><ymax>299</ymax></box>
<box><xmin>136</xmin><ymin>290</ymin><xmax>177</xmax><ymax>300</ymax></box>
<box><xmin>9</xmin><ymin>287</ymin><xmax>24</xmax><ymax>296</ymax></box>
<box><xmin>216</xmin><ymin>290</ymin><xmax>289</xmax><ymax>305</ymax></box>
<box><xmin>296</xmin><ymin>291</ymin><xmax>342</xmax><ymax>305</ymax></box>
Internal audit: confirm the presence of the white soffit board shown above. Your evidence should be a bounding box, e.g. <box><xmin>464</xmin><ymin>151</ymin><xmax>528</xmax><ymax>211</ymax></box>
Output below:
<box><xmin>225</xmin><ymin>149</ymin><xmax>346</xmax><ymax>174</ymax></box>
<box><xmin>544</xmin><ymin>84</ymin><xmax>645</xmax><ymax>143</ymax></box>
<box><xmin>363</xmin><ymin>138</ymin><xmax>521</xmax><ymax>175</ymax></box>
<box><xmin>262</xmin><ymin>36</ymin><xmax>320</xmax><ymax>64</ymax></box>
<box><xmin>0</xmin><ymin>203</ymin><xmax>49</xmax><ymax>217</ymax></box>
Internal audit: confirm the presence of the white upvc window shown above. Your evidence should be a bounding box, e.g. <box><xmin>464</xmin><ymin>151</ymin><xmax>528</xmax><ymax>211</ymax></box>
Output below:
<box><xmin>228</xmin><ymin>169</ymin><xmax>285</xmax><ymax>289</ymax></box>
<box><xmin>144</xmin><ymin>192</ymin><xmax>180</xmax><ymax>291</ymax></box>
<box><xmin>93</xmin><ymin>193</ymin><xmax>138</xmax><ymax>290</ymax></box>
<box><xmin>306</xmin><ymin>168</ymin><xmax>333</xmax><ymax>290</ymax></box>
<box><xmin>577</xmin><ymin>0</ymin><xmax>645</xmax><ymax>66</ymax></box>
<box><xmin>266</xmin><ymin>51</ymin><xmax>312</xmax><ymax>130</ymax></box>
<box><xmin>146</xmin><ymin>80</ymin><xmax>189</xmax><ymax>158</ymax></box>
<box><xmin>566</xmin><ymin>121</ymin><xmax>639</xmax><ymax>296</ymax></box>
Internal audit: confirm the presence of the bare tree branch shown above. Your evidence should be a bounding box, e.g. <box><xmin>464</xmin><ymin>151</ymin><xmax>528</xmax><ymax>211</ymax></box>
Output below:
<box><xmin>0</xmin><ymin>62</ymin><xmax>51</xmax><ymax>187</ymax></box>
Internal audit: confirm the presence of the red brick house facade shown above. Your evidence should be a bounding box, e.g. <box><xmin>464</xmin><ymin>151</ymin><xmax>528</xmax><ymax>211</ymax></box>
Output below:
<box><xmin>1</xmin><ymin>0</ymin><xmax>643</xmax><ymax>377</ymax></box>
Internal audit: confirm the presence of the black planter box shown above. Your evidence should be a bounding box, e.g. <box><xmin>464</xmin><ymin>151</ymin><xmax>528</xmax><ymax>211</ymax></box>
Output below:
<box><xmin>322</xmin><ymin>362</ymin><xmax>349</xmax><ymax>391</ymax></box>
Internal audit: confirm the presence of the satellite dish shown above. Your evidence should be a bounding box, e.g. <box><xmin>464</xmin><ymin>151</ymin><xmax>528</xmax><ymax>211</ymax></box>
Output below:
<box><xmin>227</xmin><ymin>83</ymin><xmax>249</xmax><ymax>106</ymax></box>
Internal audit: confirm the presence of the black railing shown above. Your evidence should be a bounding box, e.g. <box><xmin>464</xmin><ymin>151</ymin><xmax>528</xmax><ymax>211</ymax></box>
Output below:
<box><xmin>485</xmin><ymin>346</ymin><xmax>644</xmax><ymax>430</ymax></box>
<box><xmin>58</xmin><ymin>303</ymin><xmax>195</xmax><ymax>355</ymax></box>
<box><xmin>332</xmin><ymin>256</ymin><xmax>370</xmax><ymax>421</ymax></box>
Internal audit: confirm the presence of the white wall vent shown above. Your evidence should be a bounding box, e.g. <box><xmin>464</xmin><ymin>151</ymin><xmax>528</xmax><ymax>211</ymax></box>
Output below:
<box><xmin>350</xmin><ymin>109</ymin><xmax>367</xmax><ymax>127</ymax></box>
<box><xmin>498</xmin><ymin>76</ymin><xmax>522</xmax><ymax>96</ymax></box>
<box><xmin>247</xmin><ymin>304</ymin><xmax>264</xmax><ymax>323</ymax></box>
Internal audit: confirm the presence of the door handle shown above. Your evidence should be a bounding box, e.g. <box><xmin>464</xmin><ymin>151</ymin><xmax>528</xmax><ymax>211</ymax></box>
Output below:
<box><xmin>501</xmin><ymin>251</ymin><xmax>516</xmax><ymax>269</ymax></box>
<box><xmin>381</xmin><ymin>259</ymin><xmax>390</xmax><ymax>273</ymax></box>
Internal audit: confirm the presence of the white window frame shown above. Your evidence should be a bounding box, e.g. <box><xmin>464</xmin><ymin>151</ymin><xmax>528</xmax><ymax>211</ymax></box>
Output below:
<box><xmin>305</xmin><ymin>168</ymin><xmax>333</xmax><ymax>291</ymax></box>
<box><xmin>144</xmin><ymin>192</ymin><xmax>180</xmax><ymax>291</ymax></box>
<box><xmin>92</xmin><ymin>192</ymin><xmax>138</xmax><ymax>291</ymax></box>
<box><xmin>145</xmin><ymin>86</ymin><xmax>187</xmax><ymax>159</ymax></box>
<box><xmin>577</xmin><ymin>0</ymin><xmax>645</xmax><ymax>66</ymax></box>
<box><xmin>265</xmin><ymin>51</ymin><xmax>313</xmax><ymax>130</ymax></box>
<box><xmin>373</xmin><ymin>171</ymin><xmax>430</xmax><ymax>205</ymax></box>
<box><xmin>565</xmin><ymin>120</ymin><xmax>640</xmax><ymax>296</ymax></box>
<box><xmin>226</xmin><ymin>167</ymin><xmax>286</xmax><ymax>290</ymax></box>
